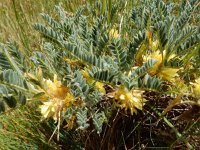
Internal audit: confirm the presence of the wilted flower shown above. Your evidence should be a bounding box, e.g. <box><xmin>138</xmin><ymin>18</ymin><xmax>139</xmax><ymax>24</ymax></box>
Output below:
<box><xmin>39</xmin><ymin>74</ymin><xmax>75</xmax><ymax>121</ymax></box>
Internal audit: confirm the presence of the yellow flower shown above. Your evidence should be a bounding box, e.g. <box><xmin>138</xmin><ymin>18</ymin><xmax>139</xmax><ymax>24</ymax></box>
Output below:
<box><xmin>81</xmin><ymin>70</ymin><xmax>106</xmax><ymax>94</ymax></box>
<box><xmin>39</xmin><ymin>74</ymin><xmax>75</xmax><ymax>121</ymax></box>
<box><xmin>63</xmin><ymin>93</ymin><xmax>75</xmax><ymax>111</ymax></box>
<box><xmin>40</xmin><ymin>101</ymin><xmax>58</xmax><ymax>120</ymax></box>
<box><xmin>40</xmin><ymin>94</ymin><xmax>75</xmax><ymax>121</ymax></box>
<box><xmin>109</xmin><ymin>28</ymin><xmax>120</xmax><ymax>39</ymax></box>
<box><xmin>157</xmin><ymin>67</ymin><xmax>179</xmax><ymax>82</ymax></box>
<box><xmin>43</xmin><ymin>74</ymin><xmax>68</xmax><ymax>99</ymax></box>
<box><xmin>65</xmin><ymin>115</ymin><xmax>76</xmax><ymax>130</ymax></box>
<box><xmin>95</xmin><ymin>82</ymin><xmax>106</xmax><ymax>94</ymax></box>
<box><xmin>143</xmin><ymin>50</ymin><xmax>163</xmax><ymax>76</ymax></box>
<box><xmin>143</xmin><ymin>50</ymin><xmax>179</xmax><ymax>82</ymax></box>
<box><xmin>113</xmin><ymin>86</ymin><xmax>145</xmax><ymax>115</ymax></box>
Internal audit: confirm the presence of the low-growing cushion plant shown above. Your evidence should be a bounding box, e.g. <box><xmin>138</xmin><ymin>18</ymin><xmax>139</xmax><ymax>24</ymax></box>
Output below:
<box><xmin>0</xmin><ymin>0</ymin><xmax>199</xmax><ymax>149</ymax></box>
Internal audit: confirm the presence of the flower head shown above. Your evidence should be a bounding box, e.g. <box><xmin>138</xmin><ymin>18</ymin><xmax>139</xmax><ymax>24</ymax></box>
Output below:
<box><xmin>109</xmin><ymin>28</ymin><xmax>120</xmax><ymax>39</ymax></box>
<box><xmin>43</xmin><ymin>74</ymin><xmax>68</xmax><ymax>99</ymax></box>
<box><xmin>157</xmin><ymin>67</ymin><xmax>179</xmax><ymax>82</ymax></box>
<box><xmin>143</xmin><ymin>50</ymin><xmax>179</xmax><ymax>82</ymax></box>
<box><xmin>113</xmin><ymin>86</ymin><xmax>145</xmax><ymax>115</ymax></box>
<box><xmin>39</xmin><ymin>74</ymin><xmax>74</xmax><ymax>121</ymax></box>
<box><xmin>143</xmin><ymin>50</ymin><xmax>163</xmax><ymax>76</ymax></box>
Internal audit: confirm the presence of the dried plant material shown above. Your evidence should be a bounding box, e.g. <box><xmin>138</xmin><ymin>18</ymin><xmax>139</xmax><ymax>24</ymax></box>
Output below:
<box><xmin>162</xmin><ymin>95</ymin><xmax>182</xmax><ymax>116</ymax></box>
<box><xmin>64</xmin><ymin>114</ymin><xmax>76</xmax><ymax>130</ymax></box>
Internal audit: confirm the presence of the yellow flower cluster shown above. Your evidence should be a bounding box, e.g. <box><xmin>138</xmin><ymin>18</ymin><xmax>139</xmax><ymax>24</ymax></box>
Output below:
<box><xmin>143</xmin><ymin>50</ymin><xmax>179</xmax><ymax>82</ymax></box>
<box><xmin>109</xmin><ymin>28</ymin><xmax>120</xmax><ymax>39</ymax></box>
<box><xmin>113</xmin><ymin>86</ymin><xmax>145</xmax><ymax>115</ymax></box>
<box><xmin>43</xmin><ymin>75</ymin><xmax>68</xmax><ymax>99</ymax></box>
<box><xmin>39</xmin><ymin>75</ymin><xmax>75</xmax><ymax>121</ymax></box>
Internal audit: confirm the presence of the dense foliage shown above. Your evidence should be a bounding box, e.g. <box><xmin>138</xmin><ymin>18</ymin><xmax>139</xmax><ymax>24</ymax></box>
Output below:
<box><xmin>0</xmin><ymin>0</ymin><xmax>199</xmax><ymax>149</ymax></box>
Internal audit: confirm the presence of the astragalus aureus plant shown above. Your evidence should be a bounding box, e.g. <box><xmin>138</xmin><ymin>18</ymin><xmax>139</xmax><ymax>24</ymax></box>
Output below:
<box><xmin>0</xmin><ymin>0</ymin><xmax>200</xmax><ymax>149</ymax></box>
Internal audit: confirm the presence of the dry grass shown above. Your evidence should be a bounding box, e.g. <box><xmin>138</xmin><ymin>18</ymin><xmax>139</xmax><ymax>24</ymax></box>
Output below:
<box><xmin>0</xmin><ymin>102</ymin><xmax>59</xmax><ymax>149</ymax></box>
<box><xmin>0</xmin><ymin>0</ymin><xmax>68</xmax><ymax>149</ymax></box>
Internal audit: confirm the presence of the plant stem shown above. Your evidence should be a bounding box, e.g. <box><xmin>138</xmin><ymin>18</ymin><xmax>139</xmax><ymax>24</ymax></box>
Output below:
<box><xmin>150</xmin><ymin>105</ymin><xmax>194</xmax><ymax>150</ymax></box>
